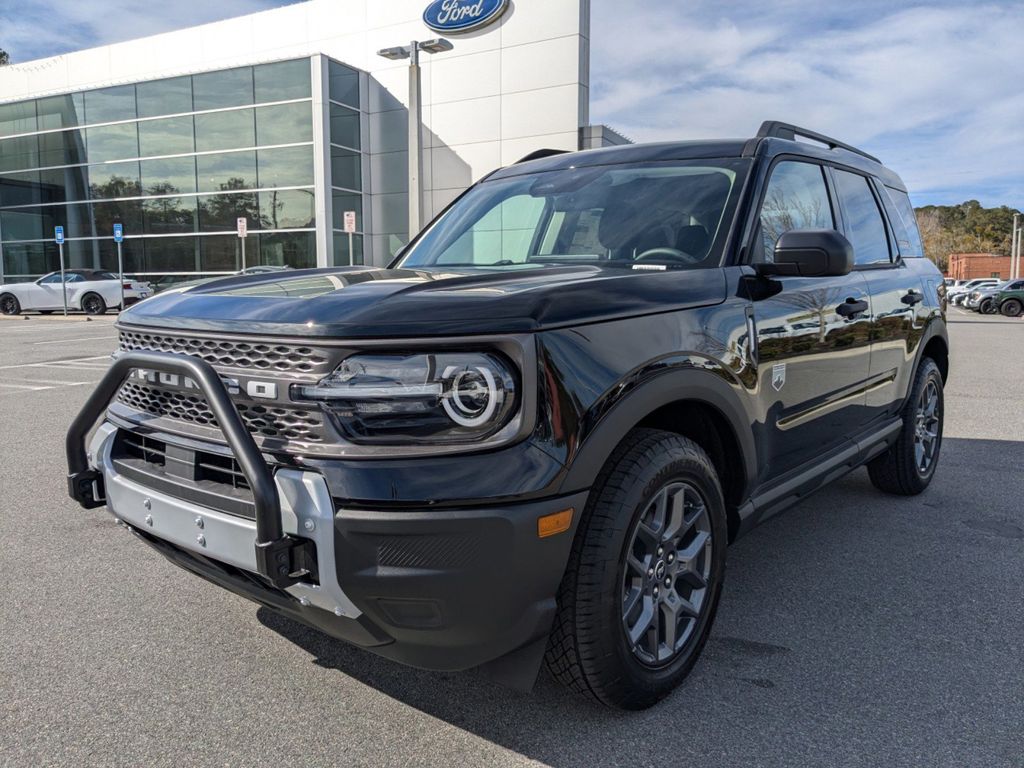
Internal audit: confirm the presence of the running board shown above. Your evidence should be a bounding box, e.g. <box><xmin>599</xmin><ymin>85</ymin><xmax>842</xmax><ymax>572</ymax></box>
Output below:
<box><xmin>737</xmin><ymin>418</ymin><xmax>902</xmax><ymax>537</ymax></box>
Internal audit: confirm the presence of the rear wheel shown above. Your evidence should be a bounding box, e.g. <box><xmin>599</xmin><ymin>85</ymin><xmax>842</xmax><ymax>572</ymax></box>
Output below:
<box><xmin>0</xmin><ymin>293</ymin><xmax>20</xmax><ymax>315</ymax></box>
<box><xmin>1000</xmin><ymin>298</ymin><xmax>1023</xmax><ymax>317</ymax></box>
<box><xmin>81</xmin><ymin>292</ymin><xmax>106</xmax><ymax>315</ymax></box>
<box><xmin>545</xmin><ymin>429</ymin><xmax>727</xmax><ymax>709</ymax></box>
<box><xmin>868</xmin><ymin>358</ymin><xmax>943</xmax><ymax>495</ymax></box>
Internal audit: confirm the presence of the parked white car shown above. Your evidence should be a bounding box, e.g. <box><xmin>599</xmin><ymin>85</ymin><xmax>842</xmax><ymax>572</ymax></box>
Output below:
<box><xmin>0</xmin><ymin>270</ymin><xmax>151</xmax><ymax>316</ymax></box>
<box><xmin>947</xmin><ymin>278</ymin><xmax>1000</xmax><ymax>306</ymax></box>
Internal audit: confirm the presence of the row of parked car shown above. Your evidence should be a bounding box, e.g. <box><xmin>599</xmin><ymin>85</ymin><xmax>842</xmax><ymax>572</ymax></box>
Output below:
<box><xmin>945</xmin><ymin>277</ymin><xmax>1024</xmax><ymax>316</ymax></box>
<box><xmin>0</xmin><ymin>266</ymin><xmax>291</xmax><ymax>316</ymax></box>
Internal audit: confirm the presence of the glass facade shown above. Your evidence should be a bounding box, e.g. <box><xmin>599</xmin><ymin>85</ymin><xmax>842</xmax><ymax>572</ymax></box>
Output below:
<box><xmin>327</xmin><ymin>59</ymin><xmax>364</xmax><ymax>266</ymax></box>
<box><xmin>0</xmin><ymin>56</ymin><xmax>365</xmax><ymax>287</ymax></box>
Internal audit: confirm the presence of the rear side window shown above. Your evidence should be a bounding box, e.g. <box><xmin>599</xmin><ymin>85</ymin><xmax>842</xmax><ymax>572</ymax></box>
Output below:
<box><xmin>758</xmin><ymin>161</ymin><xmax>834</xmax><ymax>262</ymax></box>
<box><xmin>881</xmin><ymin>187</ymin><xmax>925</xmax><ymax>258</ymax></box>
<box><xmin>833</xmin><ymin>169</ymin><xmax>891</xmax><ymax>266</ymax></box>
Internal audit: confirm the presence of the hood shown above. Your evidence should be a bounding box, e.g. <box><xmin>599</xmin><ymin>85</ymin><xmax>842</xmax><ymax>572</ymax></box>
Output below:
<box><xmin>119</xmin><ymin>265</ymin><xmax>728</xmax><ymax>338</ymax></box>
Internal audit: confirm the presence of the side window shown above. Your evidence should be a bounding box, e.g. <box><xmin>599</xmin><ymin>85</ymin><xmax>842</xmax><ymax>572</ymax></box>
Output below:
<box><xmin>65</xmin><ymin>273</ymin><xmax>84</xmax><ymax>283</ymax></box>
<box><xmin>39</xmin><ymin>273</ymin><xmax>62</xmax><ymax>284</ymax></box>
<box><xmin>833</xmin><ymin>169</ymin><xmax>891</xmax><ymax>266</ymax></box>
<box><xmin>758</xmin><ymin>161</ymin><xmax>833</xmax><ymax>262</ymax></box>
<box><xmin>882</xmin><ymin>187</ymin><xmax>924</xmax><ymax>258</ymax></box>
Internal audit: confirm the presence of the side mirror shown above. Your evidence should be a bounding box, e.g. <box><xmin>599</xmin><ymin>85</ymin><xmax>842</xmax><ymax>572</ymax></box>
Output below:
<box><xmin>756</xmin><ymin>229</ymin><xmax>854</xmax><ymax>278</ymax></box>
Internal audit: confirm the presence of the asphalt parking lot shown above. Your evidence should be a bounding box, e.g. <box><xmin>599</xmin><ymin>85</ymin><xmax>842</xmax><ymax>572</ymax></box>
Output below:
<box><xmin>0</xmin><ymin>309</ymin><xmax>1021</xmax><ymax>767</ymax></box>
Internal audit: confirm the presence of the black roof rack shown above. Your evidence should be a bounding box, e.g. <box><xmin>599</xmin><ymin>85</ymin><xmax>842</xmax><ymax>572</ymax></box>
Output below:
<box><xmin>756</xmin><ymin>121</ymin><xmax>880</xmax><ymax>164</ymax></box>
<box><xmin>515</xmin><ymin>148</ymin><xmax>569</xmax><ymax>164</ymax></box>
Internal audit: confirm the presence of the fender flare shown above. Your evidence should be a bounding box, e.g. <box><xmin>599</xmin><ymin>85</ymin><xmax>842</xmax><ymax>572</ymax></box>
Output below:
<box><xmin>909</xmin><ymin>317</ymin><xmax>950</xmax><ymax>390</ymax></box>
<box><xmin>559</xmin><ymin>366</ymin><xmax>759</xmax><ymax>499</ymax></box>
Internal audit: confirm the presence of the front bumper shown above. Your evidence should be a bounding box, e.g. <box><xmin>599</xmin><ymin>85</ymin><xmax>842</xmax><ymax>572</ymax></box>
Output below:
<box><xmin>84</xmin><ymin>420</ymin><xmax>585</xmax><ymax>675</ymax></box>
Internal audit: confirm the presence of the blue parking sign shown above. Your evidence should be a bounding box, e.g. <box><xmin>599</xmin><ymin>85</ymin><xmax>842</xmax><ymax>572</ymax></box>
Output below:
<box><xmin>54</xmin><ymin>226</ymin><xmax>64</xmax><ymax>245</ymax></box>
<box><xmin>113</xmin><ymin>223</ymin><xmax>123</xmax><ymax>243</ymax></box>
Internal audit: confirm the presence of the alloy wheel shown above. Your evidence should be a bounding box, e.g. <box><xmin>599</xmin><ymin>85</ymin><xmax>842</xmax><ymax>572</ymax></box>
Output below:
<box><xmin>0</xmin><ymin>295</ymin><xmax>17</xmax><ymax>315</ymax></box>
<box><xmin>83</xmin><ymin>295</ymin><xmax>103</xmax><ymax>314</ymax></box>
<box><xmin>914</xmin><ymin>380</ymin><xmax>941</xmax><ymax>474</ymax></box>
<box><xmin>621</xmin><ymin>481</ymin><xmax>713</xmax><ymax>666</ymax></box>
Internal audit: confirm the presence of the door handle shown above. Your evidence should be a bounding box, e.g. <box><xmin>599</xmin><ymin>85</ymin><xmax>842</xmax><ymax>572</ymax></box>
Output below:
<box><xmin>835</xmin><ymin>297</ymin><xmax>869</xmax><ymax>318</ymax></box>
<box><xmin>901</xmin><ymin>290</ymin><xmax>924</xmax><ymax>306</ymax></box>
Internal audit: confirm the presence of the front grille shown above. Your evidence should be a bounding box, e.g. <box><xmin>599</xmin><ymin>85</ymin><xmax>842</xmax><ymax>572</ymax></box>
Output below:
<box><xmin>118</xmin><ymin>330</ymin><xmax>333</xmax><ymax>375</ymax></box>
<box><xmin>116</xmin><ymin>380</ymin><xmax>325</xmax><ymax>443</ymax></box>
<box><xmin>114</xmin><ymin>432</ymin><xmax>254</xmax><ymax>519</ymax></box>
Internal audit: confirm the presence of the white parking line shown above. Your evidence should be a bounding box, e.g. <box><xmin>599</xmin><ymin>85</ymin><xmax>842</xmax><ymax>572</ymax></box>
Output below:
<box><xmin>32</xmin><ymin>336</ymin><xmax>116</xmax><ymax>345</ymax></box>
<box><xmin>0</xmin><ymin>355</ymin><xmax>110</xmax><ymax>371</ymax></box>
<box><xmin>0</xmin><ymin>381</ymin><xmax>54</xmax><ymax>391</ymax></box>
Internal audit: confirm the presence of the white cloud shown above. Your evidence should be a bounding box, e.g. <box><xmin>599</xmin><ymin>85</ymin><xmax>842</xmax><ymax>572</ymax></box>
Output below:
<box><xmin>1</xmin><ymin>0</ymin><xmax>284</xmax><ymax>61</ymax></box>
<box><xmin>589</xmin><ymin>0</ymin><xmax>1024</xmax><ymax>205</ymax></box>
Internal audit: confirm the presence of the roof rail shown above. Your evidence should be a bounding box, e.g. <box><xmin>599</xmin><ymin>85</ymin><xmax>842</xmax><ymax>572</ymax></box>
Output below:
<box><xmin>515</xmin><ymin>148</ymin><xmax>569</xmax><ymax>164</ymax></box>
<box><xmin>756</xmin><ymin>121</ymin><xmax>880</xmax><ymax>164</ymax></box>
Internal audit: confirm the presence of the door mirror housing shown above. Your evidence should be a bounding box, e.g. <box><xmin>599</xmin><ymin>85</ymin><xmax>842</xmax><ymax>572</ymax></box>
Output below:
<box><xmin>756</xmin><ymin>229</ymin><xmax>854</xmax><ymax>278</ymax></box>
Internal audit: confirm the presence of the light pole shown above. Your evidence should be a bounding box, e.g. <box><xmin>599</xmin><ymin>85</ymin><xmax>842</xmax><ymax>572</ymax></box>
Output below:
<box><xmin>377</xmin><ymin>38</ymin><xmax>453</xmax><ymax>239</ymax></box>
<box><xmin>1013</xmin><ymin>213</ymin><xmax>1021</xmax><ymax>280</ymax></box>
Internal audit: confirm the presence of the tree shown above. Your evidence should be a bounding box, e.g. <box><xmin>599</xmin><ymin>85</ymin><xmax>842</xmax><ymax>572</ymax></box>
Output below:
<box><xmin>0</xmin><ymin>49</ymin><xmax>9</xmax><ymax>65</ymax></box>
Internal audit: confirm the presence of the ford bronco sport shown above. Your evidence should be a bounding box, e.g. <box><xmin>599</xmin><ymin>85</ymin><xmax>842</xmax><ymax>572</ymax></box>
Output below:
<box><xmin>67</xmin><ymin>121</ymin><xmax>948</xmax><ymax>710</ymax></box>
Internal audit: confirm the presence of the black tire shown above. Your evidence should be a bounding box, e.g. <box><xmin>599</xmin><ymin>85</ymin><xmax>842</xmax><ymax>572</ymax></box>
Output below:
<box><xmin>867</xmin><ymin>358</ymin><xmax>944</xmax><ymax>495</ymax></box>
<box><xmin>545</xmin><ymin>429</ymin><xmax>727</xmax><ymax>710</ymax></box>
<box><xmin>0</xmin><ymin>293</ymin><xmax>20</xmax><ymax>315</ymax></box>
<box><xmin>81</xmin><ymin>292</ymin><xmax>106</xmax><ymax>315</ymax></box>
<box><xmin>1000</xmin><ymin>298</ymin><xmax>1023</xmax><ymax>317</ymax></box>
<box><xmin>979</xmin><ymin>298</ymin><xmax>996</xmax><ymax>315</ymax></box>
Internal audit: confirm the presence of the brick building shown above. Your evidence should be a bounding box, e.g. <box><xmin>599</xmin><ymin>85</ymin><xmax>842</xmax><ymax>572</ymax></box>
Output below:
<box><xmin>947</xmin><ymin>253</ymin><xmax>1012</xmax><ymax>280</ymax></box>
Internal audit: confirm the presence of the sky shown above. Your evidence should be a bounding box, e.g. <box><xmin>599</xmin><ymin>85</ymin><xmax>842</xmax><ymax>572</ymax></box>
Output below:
<box><xmin>1</xmin><ymin>0</ymin><xmax>1022</xmax><ymax>208</ymax></box>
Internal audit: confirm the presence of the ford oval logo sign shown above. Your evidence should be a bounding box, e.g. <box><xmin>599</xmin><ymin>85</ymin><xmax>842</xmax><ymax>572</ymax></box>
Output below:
<box><xmin>423</xmin><ymin>0</ymin><xmax>509</xmax><ymax>33</ymax></box>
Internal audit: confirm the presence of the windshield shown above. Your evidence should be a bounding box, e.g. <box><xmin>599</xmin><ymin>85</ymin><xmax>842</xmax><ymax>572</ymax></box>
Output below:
<box><xmin>396</xmin><ymin>159</ymin><xmax>749</xmax><ymax>270</ymax></box>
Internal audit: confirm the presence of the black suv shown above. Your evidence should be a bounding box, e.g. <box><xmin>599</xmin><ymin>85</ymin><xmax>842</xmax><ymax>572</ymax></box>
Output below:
<box><xmin>67</xmin><ymin>122</ymin><xmax>948</xmax><ymax>710</ymax></box>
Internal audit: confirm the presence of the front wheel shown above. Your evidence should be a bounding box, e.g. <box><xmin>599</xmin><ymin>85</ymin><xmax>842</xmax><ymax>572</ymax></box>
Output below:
<box><xmin>979</xmin><ymin>298</ymin><xmax>997</xmax><ymax>315</ymax></box>
<box><xmin>868</xmin><ymin>358</ymin><xmax>944</xmax><ymax>495</ymax></box>
<box><xmin>81</xmin><ymin>293</ymin><xmax>106</xmax><ymax>315</ymax></box>
<box><xmin>545</xmin><ymin>429</ymin><xmax>727</xmax><ymax>709</ymax></box>
<box><xmin>0</xmin><ymin>293</ymin><xmax>20</xmax><ymax>315</ymax></box>
<box><xmin>1000</xmin><ymin>298</ymin><xmax>1023</xmax><ymax>317</ymax></box>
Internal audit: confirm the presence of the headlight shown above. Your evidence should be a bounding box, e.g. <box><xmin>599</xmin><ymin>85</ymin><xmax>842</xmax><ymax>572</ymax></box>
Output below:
<box><xmin>293</xmin><ymin>352</ymin><xmax>518</xmax><ymax>444</ymax></box>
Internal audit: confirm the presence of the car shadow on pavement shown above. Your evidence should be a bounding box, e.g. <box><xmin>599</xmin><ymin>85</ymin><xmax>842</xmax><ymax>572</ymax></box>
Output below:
<box><xmin>257</xmin><ymin>437</ymin><xmax>1024</xmax><ymax>767</ymax></box>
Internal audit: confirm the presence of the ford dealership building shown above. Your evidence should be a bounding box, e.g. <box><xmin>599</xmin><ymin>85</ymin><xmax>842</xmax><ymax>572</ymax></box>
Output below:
<box><xmin>0</xmin><ymin>0</ymin><xmax>619</xmax><ymax>285</ymax></box>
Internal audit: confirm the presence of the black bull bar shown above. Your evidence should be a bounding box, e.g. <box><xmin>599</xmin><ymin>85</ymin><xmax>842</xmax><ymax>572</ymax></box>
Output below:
<box><xmin>65</xmin><ymin>349</ymin><xmax>316</xmax><ymax>589</ymax></box>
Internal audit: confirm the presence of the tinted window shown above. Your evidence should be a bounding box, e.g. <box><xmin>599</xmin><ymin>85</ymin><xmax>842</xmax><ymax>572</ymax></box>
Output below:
<box><xmin>139</xmin><ymin>116</ymin><xmax>195</xmax><ymax>157</ymax></box>
<box><xmin>39</xmin><ymin>273</ymin><xmax>63</xmax><ymax>284</ymax></box>
<box><xmin>137</xmin><ymin>76</ymin><xmax>193</xmax><ymax>118</ymax></box>
<box><xmin>196</xmin><ymin>151</ymin><xmax>257</xmax><ymax>192</ymax></box>
<box><xmin>758</xmin><ymin>161</ymin><xmax>833</xmax><ymax>261</ymax></box>
<box><xmin>0</xmin><ymin>101</ymin><xmax>37</xmax><ymax>137</ymax></box>
<box><xmin>259</xmin><ymin>189</ymin><xmax>315</xmax><ymax>229</ymax></box>
<box><xmin>140</xmin><ymin>156</ymin><xmax>197</xmax><ymax>195</ymax></box>
<box><xmin>332</xmin><ymin>190</ymin><xmax>363</xmax><ymax>231</ymax></box>
<box><xmin>328</xmin><ymin>61</ymin><xmax>360</xmax><ymax>107</ymax></box>
<box><xmin>37</xmin><ymin>94</ymin><xmax>83</xmax><ymax>130</ymax></box>
<box><xmin>0</xmin><ymin>136</ymin><xmax>39</xmax><ymax>172</ymax></box>
<box><xmin>882</xmin><ymin>186</ymin><xmax>924</xmax><ymax>258</ymax></box>
<box><xmin>833</xmin><ymin>169</ymin><xmax>891</xmax><ymax>266</ymax></box>
<box><xmin>255</xmin><ymin>102</ymin><xmax>312</xmax><ymax>146</ymax></box>
<box><xmin>257</xmin><ymin>146</ymin><xmax>314</xmax><ymax>188</ymax></box>
<box><xmin>192</xmin><ymin>68</ymin><xmax>253</xmax><ymax>111</ymax></box>
<box><xmin>331</xmin><ymin>146</ymin><xmax>361</xmax><ymax>190</ymax></box>
<box><xmin>84</xmin><ymin>85</ymin><xmax>137</xmax><ymax>123</ymax></box>
<box><xmin>86</xmin><ymin>123</ymin><xmax>139</xmax><ymax>163</ymax></box>
<box><xmin>195</xmin><ymin>109</ymin><xmax>255</xmax><ymax>152</ymax></box>
<box><xmin>88</xmin><ymin>161</ymin><xmax>141</xmax><ymax>199</ymax></box>
<box><xmin>143</xmin><ymin>196</ymin><xmax>197</xmax><ymax>234</ymax></box>
<box><xmin>330</xmin><ymin>104</ymin><xmax>360</xmax><ymax>149</ymax></box>
<box><xmin>254</xmin><ymin>60</ymin><xmax>311</xmax><ymax>103</ymax></box>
